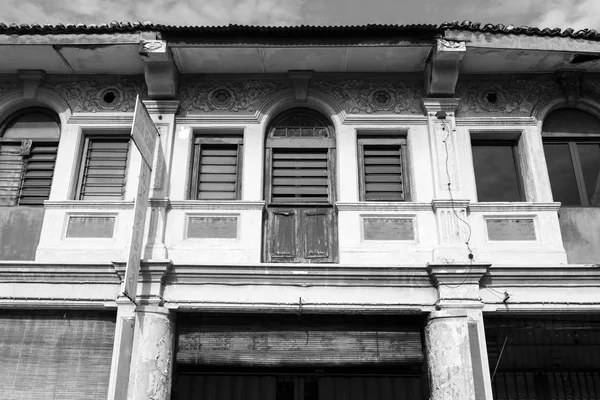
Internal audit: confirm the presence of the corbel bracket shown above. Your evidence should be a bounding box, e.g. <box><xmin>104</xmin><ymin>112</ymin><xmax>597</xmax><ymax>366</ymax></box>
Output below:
<box><xmin>139</xmin><ymin>40</ymin><xmax>179</xmax><ymax>99</ymax></box>
<box><xmin>289</xmin><ymin>70</ymin><xmax>314</xmax><ymax>101</ymax></box>
<box><xmin>425</xmin><ymin>39</ymin><xmax>466</xmax><ymax>97</ymax></box>
<box><xmin>18</xmin><ymin>69</ymin><xmax>46</xmax><ymax>99</ymax></box>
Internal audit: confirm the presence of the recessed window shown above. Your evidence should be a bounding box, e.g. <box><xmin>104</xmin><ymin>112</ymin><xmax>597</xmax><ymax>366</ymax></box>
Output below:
<box><xmin>471</xmin><ymin>141</ymin><xmax>523</xmax><ymax>202</ymax></box>
<box><xmin>0</xmin><ymin>107</ymin><xmax>60</xmax><ymax>206</ymax></box>
<box><xmin>543</xmin><ymin>108</ymin><xmax>600</xmax><ymax>206</ymax></box>
<box><xmin>357</xmin><ymin>133</ymin><xmax>408</xmax><ymax>201</ymax></box>
<box><xmin>189</xmin><ymin>134</ymin><xmax>243</xmax><ymax>200</ymax></box>
<box><xmin>76</xmin><ymin>135</ymin><xmax>130</xmax><ymax>200</ymax></box>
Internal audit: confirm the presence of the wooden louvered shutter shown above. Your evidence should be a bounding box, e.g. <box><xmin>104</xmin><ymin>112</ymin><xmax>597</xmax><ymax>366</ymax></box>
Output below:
<box><xmin>78</xmin><ymin>136</ymin><xmax>130</xmax><ymax>200</ymax></box>
<box><xmin>358</xmin><ymin>136</ymin><xmax>409</xmax><ymax>202</ymax></box>
<box><xmin>0</xmin><ymin>310</ymin><xmax>116</xmax><ymax>400</ymax></box>
<box><xmin>190</xmin><ymin>136</ymin><xmax>242</xmax><ymax>200</ymax></box>
<box><xmin>19</xmin><ymin>142</ymin><xmax>58</xmax><ymax>205</ymax></box>
<box><xmin>270</xmin><ymin>149</ymin><xmax>330</xmax><ymax>203</ymax></box>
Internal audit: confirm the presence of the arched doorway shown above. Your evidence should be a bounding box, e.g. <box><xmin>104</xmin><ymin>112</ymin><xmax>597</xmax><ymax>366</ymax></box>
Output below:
<box><xmin>263</xmin><ymin>107</ymin><xmax>337</xmax><ymax>263</ymax></box>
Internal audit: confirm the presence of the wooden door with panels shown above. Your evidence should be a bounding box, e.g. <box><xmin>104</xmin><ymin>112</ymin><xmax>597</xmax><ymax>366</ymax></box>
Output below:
<box><xmin>264</xmin><ymin>108</ymin><xmax>337</xmax><ymax>263</ymax></box>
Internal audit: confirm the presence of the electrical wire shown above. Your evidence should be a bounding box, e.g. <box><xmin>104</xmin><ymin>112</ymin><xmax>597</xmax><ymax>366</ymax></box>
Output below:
<box><xmin>491</xmin><ymin>335</ymin><xmax>509</xmax><ymax>381</ymax></box>
<box><xmin>437</xmin><ymin>118</ymin><xmax>475</xmax><ymax>289</ymax></box>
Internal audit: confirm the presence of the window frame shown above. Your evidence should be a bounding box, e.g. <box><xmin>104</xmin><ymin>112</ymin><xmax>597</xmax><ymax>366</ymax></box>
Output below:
<box><xmin>0</xmin><ymin>107</ymin><xmax>60</xmax><ymax>206</ymax></box>
<box><xmin>188</xmin><ymin>134</ymin><xmax>243</xmax><ymax>201</ymax></box>
<box><xmin>542</xmin><ymin>137</ymin><xmax>600</xmax><ymax>206</ymax></box>
<box><xmin>470</xmin><ymin>137</ymin><xmax>526</xmax><ymax>203</ymax></box>
<box><xmin>75</xmin><ymin>133</ymin><xmax>131</xmax><ymax>201</ymax></box>
<box><xmin>357</xmin><ymin>134</ymin><xmax>410</xmax><ymax>202</ymax></box>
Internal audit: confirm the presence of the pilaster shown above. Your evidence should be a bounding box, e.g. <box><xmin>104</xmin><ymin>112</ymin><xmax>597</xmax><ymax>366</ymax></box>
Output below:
<box><xmin>127</xmin><ymin>306</ymin><xmax>176</xmax><ymax>400</ymax></box>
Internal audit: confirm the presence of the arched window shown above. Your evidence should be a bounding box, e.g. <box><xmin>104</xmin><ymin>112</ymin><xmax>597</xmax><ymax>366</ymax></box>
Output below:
<box><xmin>0</xmin><ymin>108</ymin><xmax>60</xmax><ymax>206</ymax></box>
<box><xmin>264</xmin><ymin>107</ymin><xmax>337</xmax><ymax>263</ymax></box>
<box><xmin>542</xmin><ymin>108</ymin><xmax>600</xmax><ymax>206</ymax></box>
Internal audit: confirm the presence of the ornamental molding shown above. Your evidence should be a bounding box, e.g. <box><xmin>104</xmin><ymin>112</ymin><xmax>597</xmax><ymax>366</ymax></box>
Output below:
<box><xmin>456</xmin><ymin>77</ymin><xmax>600</xmax><ymax>116</ymax></box>
<box><xmin>178</xmin><ymin>80</ymin><xmax>288</xmax><ymax>114</ymax></box>
<box><xmin>44</xmin><ymin>81</ymin><xmax>146</xmax><ymax>112</ymax></box>
<box><xmin>312</xmin><ymin>80</ymin><xmax>422</xmax><ymax>114</ymax></box>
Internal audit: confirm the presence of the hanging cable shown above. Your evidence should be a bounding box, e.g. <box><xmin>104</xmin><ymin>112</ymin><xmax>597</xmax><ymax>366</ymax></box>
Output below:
<box><xmin>491</xmin><ymin>334</ymin><xmax>509</xmax><ymax>381</ymax></box>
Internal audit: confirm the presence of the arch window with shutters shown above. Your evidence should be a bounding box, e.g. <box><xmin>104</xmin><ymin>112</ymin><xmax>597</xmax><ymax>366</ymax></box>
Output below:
<box><xmin>263</xmin><ymin>108</ymin><xmax>338</xmax><ymax>263</ymax></box>
<box><xmin>0</xmin><ymin>107</ymin><xmax>60</xmax><ymax>206</ymax></box>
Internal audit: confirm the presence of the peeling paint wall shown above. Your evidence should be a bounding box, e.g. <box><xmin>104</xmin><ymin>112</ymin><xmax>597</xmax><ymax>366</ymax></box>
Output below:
<box><xmin>558</xmin><ymin>207</ymin><xmax>600</xmax><ymax>264</ymax></box>
<box><xmin>0</xmin><ymin>207</ymin><xmax>44</xmax><ymax>260</ymax></box>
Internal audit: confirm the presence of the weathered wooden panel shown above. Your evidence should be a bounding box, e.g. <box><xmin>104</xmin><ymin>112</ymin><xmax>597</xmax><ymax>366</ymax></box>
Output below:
<box><xmin>363</xmin><ymin>217</ymin><xmax>415</xmax><ymax>241</ymax></box>
<box><xmin>486</xmin><ymin>218</ymin><xmax>536</xmax><ymax>241</ymax></box>
<box><xmin>66</xmin><ymin>215</ymin><xmax>115</xmax><ymax>238</ymax></box>
<box><xmin>270</xmin><ymin>210</ymin><xmax>296</xmax><ymax>259</ymax></box>
<box><xmin>187</xmin><ymin>216</ymin><xmax>238</xmax><ymax>239</ymax></box>
<box><xmin>177</xmin><ymin>315</ymin><xmax>423</xmax><ymax>366</ymax></box>
<box><xmin>303</xmin><ymin>210</ymin><xmax>330</xmax><ymax>258</ymax></box>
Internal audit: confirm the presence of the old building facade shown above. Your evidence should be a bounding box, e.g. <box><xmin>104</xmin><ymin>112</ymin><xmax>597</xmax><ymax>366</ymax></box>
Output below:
<box><xmin>0</xmin><ymin>22</ymin><xmax>599</xmax><ymax>400</ymax></box>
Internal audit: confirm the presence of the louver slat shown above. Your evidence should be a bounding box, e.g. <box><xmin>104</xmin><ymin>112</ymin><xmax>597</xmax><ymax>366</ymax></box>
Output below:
<box><xmin>362</xmin><ymin>145</ymin><xmax>403</xmax><ymax>201</ymax></box>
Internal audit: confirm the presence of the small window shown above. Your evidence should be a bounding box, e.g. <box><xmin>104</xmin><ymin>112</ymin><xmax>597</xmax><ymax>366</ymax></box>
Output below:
<box><xmin>357</xmin><ymin>134</ymin><xmax>408</xmax><ymax>201</ymax></box>
<box><xmin>76</xmin><ymin>135</ymin><xmax>130</xmax><ymax>200</ymax></box>
<box><xmin>543</xmin><ymin>108</ymin><xmax>600</xmax><ymax>206</ymax></box>
<box><xmin>0</xmin><ymin>108</ymin><xmax>60</xmax><ymax>206</ymax></box>
<box><xmin>471</xmin><ymin>141</ymin><xmax>523</xmax><ymax>202</ymax></box>
<box><xmin>189</xmin><ymin>135</ymin><xmax>243</xmax><ymax>200</ymax></box>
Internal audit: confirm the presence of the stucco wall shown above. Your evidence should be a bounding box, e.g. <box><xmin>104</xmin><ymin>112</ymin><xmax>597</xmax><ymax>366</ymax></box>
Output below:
<box><xmin>0</xmin><ymin>206</ymin><xmax>45</xmax><ymax>260</ymax></box>
<box><xmin>558</xmin><ymin>207</ymin><xmax>600</xmax><ymax>264</ymax></box>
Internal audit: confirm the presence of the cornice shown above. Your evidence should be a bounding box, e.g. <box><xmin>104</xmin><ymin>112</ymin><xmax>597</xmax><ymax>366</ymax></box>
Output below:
<box><xmin>422</xmin><ymin>97</ymin><xmax>461</xmax><ymax>113</ymax></box>
<box><xmin>169</xmin><ymin>200</ymin><xmax>265</xmax><ymax>211</ymax></box>
<box><xmin>427</xmin><ymin>263</ymin><xmax>491</xmax><ymax>286</ymax></box>
<box><xmin>336</xmin><ymin>202</ymin><xmax>432</xmax><ymax>212</ymax></box>
<box><xmin>482</xmin><ymin>264</ymin><xmax>600</xmax><ymax>286</ymax></box>
<box><xmin>166</xmin><ymin>264</ymin><xmax>432</xmax><ymax>287</ymax></box>
<box><xmin>142</xmin><ymin>100</ymin><xmax>180</xmax><ymax>114</ymax></box>
<box><xmin>343</xmin><ymin>114</ymin><xmax>427</xmax><ymax>125</ymax></box>
<box><xmin>113</xmin><ymin>260</ymin><xmax>172</xmax><ymax>283</ymax></box>
<box><xmin>468</xmin><ymin>202</ymin><xmax>561</xmax><ymax>212</ymax></box>
<box><xmin>44</xmin><ymin>200</ymin><xmax>135</xmax><ymax>210</ymax></box>
<box><xmin>431</xmin><ymin>199</ymin><xmax>470</xmax><ymax>210</ymax></box>
<box><xmin>0</xmin><ymin>262</ymin><xmax>120</xmax><ymax>284</ymax></box>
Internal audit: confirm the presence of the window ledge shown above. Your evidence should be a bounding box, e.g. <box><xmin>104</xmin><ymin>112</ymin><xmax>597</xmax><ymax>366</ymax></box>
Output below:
<box><xmin>336</xmin><ymin>202</ymin><xmax>432</xmax><ymax>212</ymax></box>
<box><xmin>169</xmin><ymin>200</ymin><xmax>265</xmax><ymax>211</ymax></box>
<box><xmin>469</xmin><ymin>202</ymin><xmax>561</xmax><ymax>212</ymax></box>
<box><xmin>43</xmin><ymin>200</ymin><xmax>135</xmax><ymax>210</ymax></box>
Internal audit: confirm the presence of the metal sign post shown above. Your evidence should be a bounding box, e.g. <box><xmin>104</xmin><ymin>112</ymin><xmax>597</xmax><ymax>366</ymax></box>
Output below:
<box><xmin>121</xmin><ymin>95</ymin><xmax>159</xmax><ymax>301</ymax></box>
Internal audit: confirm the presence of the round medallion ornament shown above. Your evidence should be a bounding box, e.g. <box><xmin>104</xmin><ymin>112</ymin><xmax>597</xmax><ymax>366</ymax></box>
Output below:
<box><xmin>98</xmin><ymin>87</ymin><xmax>123</xmax><ymax>109</ymax></box>
<box><xmin>477</xmin><ymin>86</ymin><xmax>507</xmax><ymax>113</ymax></box>
<box><xmin>370</xmin><ymin>89</ymin><xmax>394</xmax><ymax>110</ymax></box>
<box><xmin>209</xmin><ymin>87</ymin><xmax>234</xmax><ymax>109</ymax></box>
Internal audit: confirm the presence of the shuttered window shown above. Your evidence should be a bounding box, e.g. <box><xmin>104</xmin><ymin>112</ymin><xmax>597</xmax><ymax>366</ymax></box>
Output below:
<box><xmin>190</xmin><ymin>136</ymin><xmax>243</xmax><ymax>200</ymax></box>
<box><xmin>77</xmin><ymin>136</ymin><xmax>130</xmax><ymax>200</ymax></box>
<box><xmin>270</xmin><ymin>149</ymin><xmax>330</xmax><ymax>203</ymax></box>
<box><xmin>358</xmin><ymin>136</ymin><xmax>408</xmax><ymax>201</ymax></box>
<box><xmin>0</xmin><ymin>310</ymin><xmax>116</xmax><ymax>400</ymax></box>
<box><xmin>0</xmin><ymin>108</ymin><xmax>60</xmax><ymax>206</ymax></box>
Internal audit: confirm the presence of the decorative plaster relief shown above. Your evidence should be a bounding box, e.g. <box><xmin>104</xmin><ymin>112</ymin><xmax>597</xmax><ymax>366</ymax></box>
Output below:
<box><xmin>179</xmin><ymin>80</ymin><xmax>288</xmax><ymax>114</ymax></box>
<box><xmin>313</xmin><ymin>80</ymin><xmax>422</xmax><ymax>114</ymax></box>
<box><xmin>44</xmin><ymin>81</ymin><xmax>146</xmax><ymax>112</ymax></box>
<box><xmin>456</xmin><ymin>80</ymin><xmax>559</xmax><ymax>115</ymax></box>
<box><xmin>0</xmin><ymin>80</ymin><xmax>16</xmax><ymax>95</ymax></box>
<box><xmin>457</xmin><ymin>77</ymin><xmax>600</xmax><ymax>116</ymax></box>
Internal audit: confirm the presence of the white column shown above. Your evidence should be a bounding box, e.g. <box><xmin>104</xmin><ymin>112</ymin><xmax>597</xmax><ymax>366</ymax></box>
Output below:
<box><xmin>426</xmin><ymin>264</ymin><xmax>493</xmax><ymax>400</ymax></box>
<box><xmin>127</xmin><ymin>306</ymin><xmax>176</xmax><ymax>400</ymax></box>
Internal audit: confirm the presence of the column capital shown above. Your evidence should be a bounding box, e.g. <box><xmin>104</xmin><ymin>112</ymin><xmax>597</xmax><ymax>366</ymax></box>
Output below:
<box><xmin>431</xmin><ymin>198</ymin><xmax>470</xmax><ymax>211</ymax></box>
<box><xmin>142</xmin><ymin>99</ymin><xmax>180</xmax><ymax>114</ymax></box>
<box><xmin>427</xmin><ymin>263</ymin><xmax>490</xmax><ymax>307</ymax></box>
<box><xmin>422</xmin><ymin>97</ymin><xmax>461</xmax><ymax>115</ymax></box>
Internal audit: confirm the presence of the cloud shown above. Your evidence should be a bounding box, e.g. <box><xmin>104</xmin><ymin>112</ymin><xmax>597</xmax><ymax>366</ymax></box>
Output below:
<box><xmin>0</xmin><ymin>0</ymin><xmax>305</xmax><ymax>26</ymax></box>
<box><xmin>529</xmin><ymin>0</ymin><xmax>600</xmax><ymax>30</ymax></box>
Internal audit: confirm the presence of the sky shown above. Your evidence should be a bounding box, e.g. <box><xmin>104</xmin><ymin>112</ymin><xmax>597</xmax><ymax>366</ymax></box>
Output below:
<box><xmin>2</xmin><ymin>0</ymin><xmax>600</xmax><ymax>31</ymax></box>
